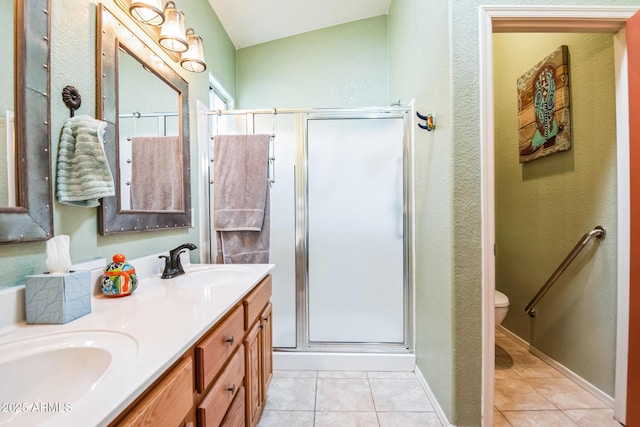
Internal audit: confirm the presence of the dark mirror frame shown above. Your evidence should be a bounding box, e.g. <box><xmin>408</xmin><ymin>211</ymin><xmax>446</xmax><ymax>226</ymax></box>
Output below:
<box><xmin>96</xmin><ymin>4</ymin><xmax>191</xmax><ymax>235</ymax></box>
<box><xmin>0</xmin><ymin>0</ymin><xmax>53</xmax><ymax>244</ymax></box>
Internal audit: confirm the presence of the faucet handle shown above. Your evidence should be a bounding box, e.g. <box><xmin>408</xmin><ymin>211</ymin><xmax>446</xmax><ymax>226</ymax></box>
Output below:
<box><xmin>159</xmin><ymin>255</ymin><xmax>173</xmax><ymax>278</ymax></box>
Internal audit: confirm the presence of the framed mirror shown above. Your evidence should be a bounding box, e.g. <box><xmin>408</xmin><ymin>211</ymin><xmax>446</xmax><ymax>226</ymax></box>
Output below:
<box><xmin>0</xmin><ymin>0</ymin><xmax>52</xmax><ymax>244</ymax></box>
<box><xmin>97</xmin><ymin>4</ymin><xmax>191</xmax><ymax>234</ymax></box>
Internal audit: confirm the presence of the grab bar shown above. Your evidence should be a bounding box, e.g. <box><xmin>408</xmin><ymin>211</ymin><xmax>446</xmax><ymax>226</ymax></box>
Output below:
<box><xmin>524</xmin><ymin>226</ymin><xmax>606</xmax><ymax>318</ymax></box>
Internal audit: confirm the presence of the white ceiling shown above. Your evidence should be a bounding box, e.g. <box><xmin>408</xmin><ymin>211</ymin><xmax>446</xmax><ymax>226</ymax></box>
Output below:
<box><xmin>208</xmin><ymin>0</ymin><xmax>392</xmax><ymax>49</ymax></box>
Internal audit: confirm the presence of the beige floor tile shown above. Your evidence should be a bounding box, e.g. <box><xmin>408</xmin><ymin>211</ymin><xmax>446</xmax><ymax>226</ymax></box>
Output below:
<box><xmin>263</xmin><ymin>377</ymin><xmax>317</xmax><ymax>411</ymax></box>
<box><xmin>273</xmin><ymin>370</ymin><xmax>318</xmax><ymax>378</ymax></box>
<box><xmin>509</xmin><ymin>349</ymin><xmax>550</xmax><ymax>369</ymax></box>
<box><xmin>508</xmin><ymin>352</ymin><xmax>564</xmax><ymax>379</ymax></box>
<box><xmin>527</xmin><ymin>378</ymin><xmax>608</xmax><ymax>410</ymax></box>
<box><xmin>515</xmin><ymin>363</ymin><xmax>564</xmax><ymax>379</ymax></box>
<box><xmin>495</xmin><ymin>366</ymin><xmax>523</xmax><ymax>380</ymax></box>
<box><xmin>367</xmin><ymin>371</ymin><xmax>417</xmax><ymax>379</ymax></box>
<box><xmin>496</xmin><ymin>336</ymin><xmax>529</xmax><ymax>354</ymax></box>
<box><xmin>370</xmin><ymin>378</ymin><xmax>433</xmax><ymax>412</ymax></box>
<box><xmin>317</xmin><ymin>370</ymin><xmax>368</xmax><ymax>379</ymax></box>
<box><xmin>494</xmin><ymin>377</ymin><xmax>556</xmax><ymax>411</ymax></box>
<box><xmin>314</xmin><ymin>411</ymin><xmax>379</xmax><ymax>427</ymax></box>
<box><xmin>502</xmin><ymin>410</ymin><xmax>578</xmax><ymax>426</ymax></box>
<box><xmin>493</xmin><ymin>409</ymin><xmax>512</xmax><ymax>427</ymax></box>
<box><xmin>563</xmin><ymin>408</ymin><xmax>622</xmax><ymax>427</ymax></box>
<box><xmin>257</xmin><ymin>410</ymin><xmax>315</xmax><ymax>427</ymax></box>
<box><xmin>315</xmin><ymin>378</ymin><xmax>375</xmax><ymax>412</ymax></box>
<box><xmin>378</xmin><ymin>411</ymin><xmax>443</xmax><ymax>427</ymax></box>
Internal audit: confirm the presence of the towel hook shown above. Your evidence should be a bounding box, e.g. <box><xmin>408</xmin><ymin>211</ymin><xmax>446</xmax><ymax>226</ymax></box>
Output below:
<box><xmin>416</xmin><ymin>111</ymin><xmax>435</xmax><ymax>131</ymax></box>
<box><xmin>62</xmin><ymin>85</ymin><xmax>81</xmax><ymax>117</ymax></box>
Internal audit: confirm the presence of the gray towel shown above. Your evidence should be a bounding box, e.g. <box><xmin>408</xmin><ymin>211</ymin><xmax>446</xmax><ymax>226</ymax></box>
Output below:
<box><xmin>130</xmin><ymin>136</ymin><xmax>183</xmax><ymax>211</ymax></box>
<box><xmin>213</xmin><ymin>134</ymin><xmax>271</xmax><ymax>264</ymax></box>
<box><xmin>56</xmin><ymin>115</ymin><xmax>115</xmax><ymax>207</ymax></box>
<box><xmin>216</xmin><ymin>186</ymin><xmax>270</xmax><ymax>264</ymax></box>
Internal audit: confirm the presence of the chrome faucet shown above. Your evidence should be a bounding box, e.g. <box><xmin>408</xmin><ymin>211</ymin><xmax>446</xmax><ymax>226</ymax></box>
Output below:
<box><xmin>160</xmin><ymin>243</ymin><xmax>197</xmax><ymax>279</ymax></box>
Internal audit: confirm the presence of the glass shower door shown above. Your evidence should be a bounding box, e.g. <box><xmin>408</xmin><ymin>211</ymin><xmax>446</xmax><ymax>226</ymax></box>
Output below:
<box><xmin>306</xmin><ymin>117</ymin><xmax>406</xmax><ymax>344</ymax></box>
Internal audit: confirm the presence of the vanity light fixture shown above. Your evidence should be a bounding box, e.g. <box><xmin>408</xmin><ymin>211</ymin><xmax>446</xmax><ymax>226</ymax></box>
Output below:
<box><xmin>116</xmin><ymin>0</ymin><xmax>207</xmax><ymax>72</ymax></box>
<box><xmin>180</xmin><ymin>28</ymin><xmax>207</xmax><ymax>72</ymax></box>
<box><xmin>129</xmin><ymin>0</ymin><xmax>164</xmax><ymax>26</ymax></box>
<box><xmin>158</xmin><ymin>1</ymin><xmax>188</xmax><ymax>53</ymax></box>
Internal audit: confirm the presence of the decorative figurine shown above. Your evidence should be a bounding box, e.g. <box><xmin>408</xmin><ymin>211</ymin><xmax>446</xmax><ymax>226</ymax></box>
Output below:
<box><xmin>102</xmin><ymin>254</ymin><xmax>138</xmax><ymax>297</ymax></box>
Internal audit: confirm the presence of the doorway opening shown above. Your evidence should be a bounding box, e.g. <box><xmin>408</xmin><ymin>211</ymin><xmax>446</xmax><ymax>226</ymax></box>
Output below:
<box><xmin>479</xmin><ymin>6</ymin><xmax>638</xmax><ymax>426</ymax></box>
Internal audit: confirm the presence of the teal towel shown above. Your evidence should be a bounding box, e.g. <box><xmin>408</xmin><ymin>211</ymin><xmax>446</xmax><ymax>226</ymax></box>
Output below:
<box><xmin>56</xmin><ymin>115</ymin><xmax>115</xmax><ymax>208</ymax></box>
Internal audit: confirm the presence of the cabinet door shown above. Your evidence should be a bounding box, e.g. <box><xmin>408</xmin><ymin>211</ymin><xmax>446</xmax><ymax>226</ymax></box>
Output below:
<box><xmin>244</xmin><ymin>322</ymin><xmax>261</xmax><ymax>427</ymax></box>
<box><xmin>260</xmin><ymin>303</ymin><xmax>273</xmax><ymax>395</ymax></box>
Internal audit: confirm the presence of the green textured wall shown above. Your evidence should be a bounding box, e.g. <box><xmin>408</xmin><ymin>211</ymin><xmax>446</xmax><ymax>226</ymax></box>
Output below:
<box><xmin>0</xmin><ymin>0</ymin><xmax>236</xmax><ymax>288</ymax></box>
<box><xmin>387</xmin><ymin>0</ymin><xmax>460</xmax><ymax>422</ymax></box>
<box><xmin>236</xmin><ymin>16</ymin><xmax>388</xmax><ymax>109</ymax></box>
<box><xmin>494</xmin><ymin>32</ymin><xmax>618</xmax><ymax>396</ymax></box>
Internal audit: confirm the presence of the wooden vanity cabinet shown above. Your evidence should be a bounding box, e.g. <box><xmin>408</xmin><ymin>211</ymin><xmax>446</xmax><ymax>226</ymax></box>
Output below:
<box><xmin>110</xmin><ymin>274</ymin><xmax>272</xmax><ymax>427</ymax></box>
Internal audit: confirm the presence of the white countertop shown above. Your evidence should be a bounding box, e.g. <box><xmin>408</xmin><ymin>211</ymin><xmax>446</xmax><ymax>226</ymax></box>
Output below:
<box><xmin>0</xmin><ymin>260</ymin><xmax>274</xmax><ymax>427</ymax></box>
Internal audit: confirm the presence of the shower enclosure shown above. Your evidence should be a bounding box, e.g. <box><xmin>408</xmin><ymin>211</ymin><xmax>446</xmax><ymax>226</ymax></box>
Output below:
<box><xmin>204</xmin><ymin>107</ymin><xmax>413</xmax><ymax>354</ymax></box>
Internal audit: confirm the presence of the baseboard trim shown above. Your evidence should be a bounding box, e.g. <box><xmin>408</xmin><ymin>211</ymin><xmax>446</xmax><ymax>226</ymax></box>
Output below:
<box><xmin>414</xmin><ymin>365</ymin><xmax>454</xmax><ymax>427</ymax></box>
<box><xmin>497</xmin><ymin>325</ymin><xmax>614</xmax><ymax>408</ymax></box>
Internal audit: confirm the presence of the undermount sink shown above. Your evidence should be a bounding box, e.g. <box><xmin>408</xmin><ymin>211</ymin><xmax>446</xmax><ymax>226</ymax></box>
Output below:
<box><xmin>170</xmin><ymin>264</ymin><xmax>254</xmax><ymax>288</ymax></box>
<box><xmin>0</xmin><ymin>330</ymin><xmax>138</xmax><ymax>426</ymax></box>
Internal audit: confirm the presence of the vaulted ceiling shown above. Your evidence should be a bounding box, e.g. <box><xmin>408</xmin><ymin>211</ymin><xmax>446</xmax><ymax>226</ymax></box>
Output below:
<box><xmin>208</xmin><ymin>0</ymin><xmax>392</xmax><ymax>49</ymax></box>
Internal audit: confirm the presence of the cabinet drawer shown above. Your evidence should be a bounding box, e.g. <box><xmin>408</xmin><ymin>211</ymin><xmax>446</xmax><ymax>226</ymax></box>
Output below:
<box><xmin>118</xmin><ymin>357</ymin><xmax>193</xmax><ymax>427</ymax></box>
<box><xmin>244</xmin><ymin>275</ymin><xmax>272</xmax><ymax>329</ymax></box>
<box><xmin>197</xmin><ymin>346</ymin><xmax>245</xmax><ymax>427</ymax></box>
<box><xmin>196</xmin><ymin>304</ymin><xmax>244</xmax><ymax>393</ymax></box>
<box><xmin>220</xmin><ymin>385</ymin><xmax>245</xmax><ymax>427</ymax></box>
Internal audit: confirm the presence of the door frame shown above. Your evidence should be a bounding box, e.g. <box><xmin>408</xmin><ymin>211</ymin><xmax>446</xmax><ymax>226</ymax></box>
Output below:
<box><xmin>479</xmin><ymin>6</ymin><xmax>639</xmax><ymax>426</ymax></box>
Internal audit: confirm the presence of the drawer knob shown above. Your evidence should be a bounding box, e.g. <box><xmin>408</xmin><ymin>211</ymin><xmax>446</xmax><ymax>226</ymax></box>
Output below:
<box><xmin>226</xmin><ymin>384</ymin><xmax>236</xmax><ymax>394</ymax></box>
<box><xmin>225</xmin><ymin>336</ymin><xmax>234</xmax><ymax>345</ymax></box>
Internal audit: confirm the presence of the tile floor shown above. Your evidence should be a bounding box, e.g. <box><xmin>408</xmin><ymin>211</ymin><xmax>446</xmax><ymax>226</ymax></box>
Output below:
<box><xmin>256</xmin><ymin>370</ymin><xmax>443</xmax><ymax>427</ymax></box>
<box><xmin>494</xmin><ymin>328</ymin><xmax>621</xmax><ymax>427</ymax></box>
<box><xmin>257</xmin><ymin>329</ymin><xmax>621</xmax><ymax>426</ymax></box>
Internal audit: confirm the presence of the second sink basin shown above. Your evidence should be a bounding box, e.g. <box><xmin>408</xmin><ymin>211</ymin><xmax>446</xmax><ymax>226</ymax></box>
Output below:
<box><xmin>0</xmin><ymin>330</ymin><xmax>138</xmax><ymax>426</ymax></box>
<box><xmin>171</xmin><ymin>264</ymin><xmax>254</xmax><ymax>288</ymax></box>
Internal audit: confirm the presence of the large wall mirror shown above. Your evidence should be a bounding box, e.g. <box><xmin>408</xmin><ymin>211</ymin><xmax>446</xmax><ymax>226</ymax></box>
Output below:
<box><xmin>97</xmin><ymin>4</ymin><xmax>191</xmax><ymax>234</ymax></box>
<box><xmin>0</xmin><ymin>0</ymin><xmax>52</xmax><ymax>243</ymax></box>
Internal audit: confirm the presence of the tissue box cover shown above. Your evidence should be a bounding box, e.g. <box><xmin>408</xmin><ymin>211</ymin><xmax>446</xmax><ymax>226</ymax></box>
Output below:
<box><xmin>25</xmin><ymin>270</ymin><xmax>91</xmax><ymax>324</ymax></box>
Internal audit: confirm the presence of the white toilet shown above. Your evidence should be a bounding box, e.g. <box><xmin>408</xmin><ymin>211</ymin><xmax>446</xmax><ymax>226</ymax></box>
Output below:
<box><xmin>495</xmin><ymin>290</ymin><xmax>510</xmax><ymax>326</ymax></box>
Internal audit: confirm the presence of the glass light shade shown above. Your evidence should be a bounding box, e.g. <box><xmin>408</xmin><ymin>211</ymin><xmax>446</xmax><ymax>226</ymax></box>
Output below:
<box><xmin>159</xmin><ymin>1</ymin><xmax>188</xmax><ymax>52</ymax></box>
<box><xmin>129</xmin><ymin>0</ymin><xmax>164</xmax><ymax>26</ymax></box>
<box><xmin>180</xmin><ymin>29</ymin><xmax>206</xmax><ymax>72</ymax></box>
